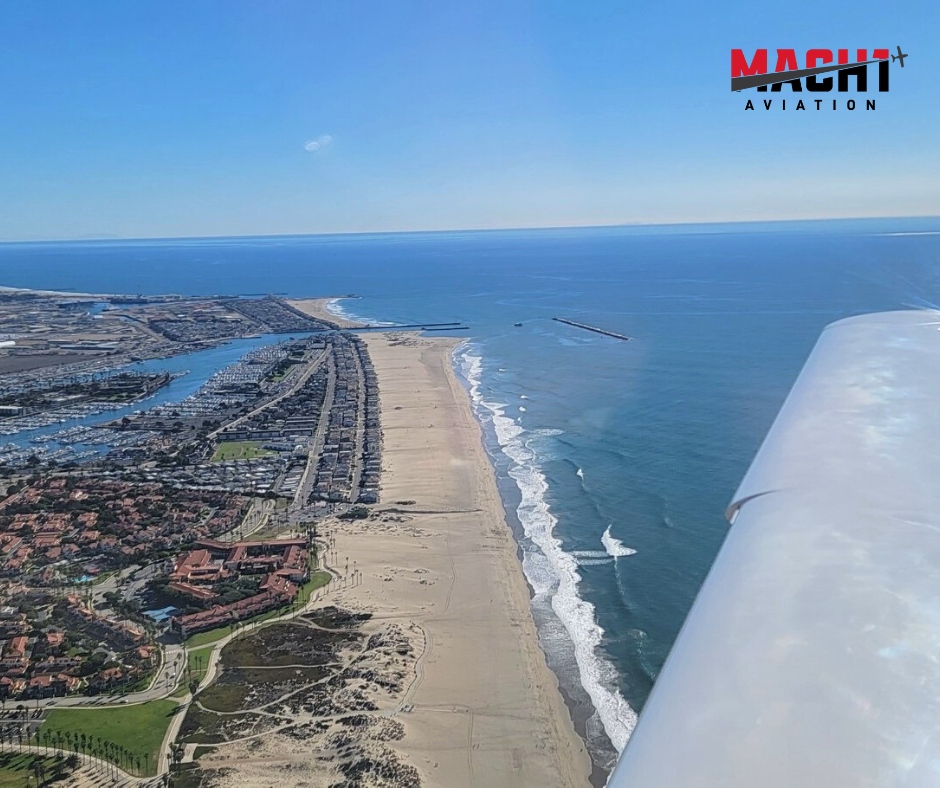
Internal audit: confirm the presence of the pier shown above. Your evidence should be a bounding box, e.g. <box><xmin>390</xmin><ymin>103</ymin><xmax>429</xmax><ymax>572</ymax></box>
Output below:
<box><xmin>553</xmin><ymin>317</ymin><xmax>631</xmax><ymax>341</ymax></box>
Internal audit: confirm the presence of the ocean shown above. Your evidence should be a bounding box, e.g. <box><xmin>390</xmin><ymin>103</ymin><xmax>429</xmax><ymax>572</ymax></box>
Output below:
<box><xmin>4</xmin><ymin>217</ymin><xmax>940</xmax><ymax>772</ymax></box>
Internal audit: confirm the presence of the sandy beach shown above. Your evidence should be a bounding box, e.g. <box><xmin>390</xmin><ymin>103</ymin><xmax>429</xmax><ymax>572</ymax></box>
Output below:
<box><xmin>285</xmin><ymin>298</ymin><xmax>591</xmax><ymax>785</ymax></box>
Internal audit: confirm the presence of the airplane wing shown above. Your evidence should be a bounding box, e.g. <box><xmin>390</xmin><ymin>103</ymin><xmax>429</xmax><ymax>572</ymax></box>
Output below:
<box><xmin>609</xmin><ymin>310</ymin><xmax>940</xmax><ymax>787</ymax></box>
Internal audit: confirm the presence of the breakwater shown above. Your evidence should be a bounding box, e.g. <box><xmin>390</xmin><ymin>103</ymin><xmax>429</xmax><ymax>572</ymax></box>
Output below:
<box><xmin>553</xmin><ymin>318</ymin><xmax>631</xmax><ymax>341</ymax></box>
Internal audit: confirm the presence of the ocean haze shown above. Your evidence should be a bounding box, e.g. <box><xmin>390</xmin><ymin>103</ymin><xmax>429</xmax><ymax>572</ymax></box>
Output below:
<box><xmin>3</xmin><ymin>217</ymin><xmax>940</xmax><ymax>770</ymax></box>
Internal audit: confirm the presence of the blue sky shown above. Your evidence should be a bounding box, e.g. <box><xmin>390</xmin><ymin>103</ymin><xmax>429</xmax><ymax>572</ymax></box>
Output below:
<box><xmin>0</xmin><ymin>1</ymin><xmax>936</xmax><ymax>240</ymax></box>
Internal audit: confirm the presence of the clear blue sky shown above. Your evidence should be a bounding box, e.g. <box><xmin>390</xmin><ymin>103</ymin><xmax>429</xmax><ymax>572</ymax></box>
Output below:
<box><xmin>0</xmin><ymin>1</ymin><xmax>936</xmax><ymax>240</ymax></box>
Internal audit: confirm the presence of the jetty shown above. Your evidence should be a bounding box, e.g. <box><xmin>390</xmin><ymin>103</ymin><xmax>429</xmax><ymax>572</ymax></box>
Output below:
<box><xmin>352</xmin><ymin>322</ymin><xmax>467</xmax><ymax>332</ymax></box>
<box><xmin>553</xmin><ymin>317</ymin><xmax>631</xmax><ymax>341</ymax></box>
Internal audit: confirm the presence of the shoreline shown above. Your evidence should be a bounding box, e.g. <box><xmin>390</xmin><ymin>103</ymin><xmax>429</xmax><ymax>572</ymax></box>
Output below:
<box><xmin>290</xmin><ymin>298</ymin><xmax>592</xmax><ymax>785</ymax></box>
<box><xmin>300</xmin><ymin>296</ymin><xmax>636</xmax><ymax>781</ymax></box>
<box><xmin>453</xmin><ymin>349</ymin><xmax>626</xmax><ymax>782</ymax></box>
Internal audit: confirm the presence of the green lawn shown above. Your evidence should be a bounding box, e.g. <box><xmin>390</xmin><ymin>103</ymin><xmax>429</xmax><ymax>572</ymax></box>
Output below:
<box><xmin>0</xmin><ymin>752</ymin><xmax>78</xmax><ymax>787</ymax></box>
<box><xmin>183</xmin><ymin>626</ymin><xmax>232</xmax><ymax>650</ymax></box>
<box><xmin>210</xmin><ymin>440</ymin><xmax>274</xmax><ymax>462</ymax></box>
<box><xmin>185</xmin><ymin>646</ymin><xmax>213</xmax><ymax>684</ymax></box>
<box><xmin>296</xmin><ymin>570</ymin><xmax>332</xmax><ymax>606</ymax></box>
<box><xmin>269</xmin><ymin>366</ymin><xmax>297</xmax><ymax>382</ymax></box>
<box><xmin>183</xmin><ymin>609</ymin><xmax>281</xmax><ymax>649</ymax></box>
<box><xmin>40</xmin><ymin>699</ymin><xmax>179</xmax><ymax>776</ymax></box>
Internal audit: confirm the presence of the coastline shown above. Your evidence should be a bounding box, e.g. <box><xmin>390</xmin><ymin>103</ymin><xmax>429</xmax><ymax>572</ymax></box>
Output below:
<box><xmin>290</xmin><ymin>298</ymin><xmax>592</xmax><ymax>785</ymax></box>
<box><xmin>455</xmin><ymin>349</ymin><xmax>634</xmax><ymax>777</ymax></box>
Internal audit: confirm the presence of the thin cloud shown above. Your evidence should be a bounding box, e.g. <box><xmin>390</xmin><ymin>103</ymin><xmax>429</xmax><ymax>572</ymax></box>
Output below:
<box><xmin>304</xmin><ymin>134</ymin><xmax>333</xmax><ymax>153</ymax></box>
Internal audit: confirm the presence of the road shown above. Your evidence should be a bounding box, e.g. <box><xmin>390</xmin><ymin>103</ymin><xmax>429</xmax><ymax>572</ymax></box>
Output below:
<box><xmin>34</xmin><ymin>643</ymin><xmax>185</xmax><ymax>710</ymax></box>
<box><xmin>293</xmin><ymin>353</ymin><xmax>336</xmax><ymax>508</ymax></box>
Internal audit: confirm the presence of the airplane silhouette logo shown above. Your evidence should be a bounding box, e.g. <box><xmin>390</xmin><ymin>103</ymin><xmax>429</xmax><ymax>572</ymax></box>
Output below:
<box><xmin>731</xmin><ymin>47</ymin><xmax>909</xmax><ymax>92</ymax></box>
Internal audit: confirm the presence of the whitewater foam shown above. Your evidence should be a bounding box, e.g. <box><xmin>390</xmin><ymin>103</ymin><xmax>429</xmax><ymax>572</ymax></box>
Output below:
<box><xmin>325</xmin><ymin>297</ymin><xmax>397</xmax><ymax>327</ymax></box>
<box><xmin>602</xmin><ymin>525</ymin><xmax>637</xmax><ymax>558</ymax></box>
<box><xmin>455</xmin><ymin>346</ymin><xmax>637</xmax><ymax>754</ymax></box>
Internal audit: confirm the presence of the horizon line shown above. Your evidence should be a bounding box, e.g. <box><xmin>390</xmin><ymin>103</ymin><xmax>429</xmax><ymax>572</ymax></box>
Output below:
<box><xmin>1</xmin><ymin>213</ymin><xmax>939</xmax><ymax>246</ymax></box>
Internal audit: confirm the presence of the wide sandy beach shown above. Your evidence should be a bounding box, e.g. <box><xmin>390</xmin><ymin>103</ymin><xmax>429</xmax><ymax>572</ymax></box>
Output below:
<box><xmin>291</xmin><ymin>298</ymin><xmax>591</xmax><ymax>786</ymax></box>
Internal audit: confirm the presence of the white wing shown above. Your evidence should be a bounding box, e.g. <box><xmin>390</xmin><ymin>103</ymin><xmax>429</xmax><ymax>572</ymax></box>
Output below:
<box><xmin>610</xmin><ymin>310</ymin><xmax>940</xmax><ymax>787</ymax></box>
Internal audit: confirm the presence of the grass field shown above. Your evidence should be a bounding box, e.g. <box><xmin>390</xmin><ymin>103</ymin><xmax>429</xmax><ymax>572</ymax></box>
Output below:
<box><xmin>184</xmin><ymin>626</ymin><xmax>232</xmax><ymax>650</ymax></box>
<box><xmin>0</xmin><ymin>753</ymin><xmax>76</xmax><ymax>786</ymax></box>
<box><xmin>210</xmin><ymin>440</ymin><xmax>274</xmax><ymax>462</ymax></box>
<box><xmin>185</xmin><ymin>646</ymin><xmax>213</xmax><ymax>684</ymax></box>
<box><xmin>40</xmin><ymin>699</ymin><xmax>179</xmax><ymax>776</ymax></box>
<box><xmin>296</xmin><ymin>570</ymin><xmax>332</xmax><ymax>605</ymax></box>
<box><xmin>269</xmin><ymin>366</ymin><xmax>297</xmax><ymax>382</ymax></box>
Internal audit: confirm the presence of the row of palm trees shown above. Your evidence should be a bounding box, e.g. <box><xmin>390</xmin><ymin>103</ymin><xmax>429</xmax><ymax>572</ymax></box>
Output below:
<box><xmin>0</xmin><ymin>723</ymin><xmax>150</xmax><ymax>779</ymax></box>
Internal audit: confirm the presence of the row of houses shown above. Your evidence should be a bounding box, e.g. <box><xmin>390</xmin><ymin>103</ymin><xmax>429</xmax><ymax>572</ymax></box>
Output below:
<box><xmin>354</xmin><ymin>336</ymin><xmax>381</xmax><ymax>504</ymax></box>
<box><xmin>169</xmin><ymin>584</ymin><xmax>297</xmax><ymax>638</ymax></box>
<box><xmin>310</xmin><ymin>334</ymin><xmax>364</xmax><ymax>504</ymax></box>
<box><xmin>216</xmin><ymin>344</ymin><xmax>330</xmax><ymax>443</ymax></box>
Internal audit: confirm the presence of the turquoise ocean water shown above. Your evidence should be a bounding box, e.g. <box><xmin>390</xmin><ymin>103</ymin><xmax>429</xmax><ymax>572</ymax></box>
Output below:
<box><xmin>3</xmin><ymin>218</ymin><xmax>940</xmax><ymax>772</ymax></box>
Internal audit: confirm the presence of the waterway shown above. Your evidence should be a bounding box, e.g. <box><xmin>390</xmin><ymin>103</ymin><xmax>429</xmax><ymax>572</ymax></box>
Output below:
<box><xmin>6</xmin><ymin>334</ymin><xmax>287</xmax><ymax>452</ymax></box>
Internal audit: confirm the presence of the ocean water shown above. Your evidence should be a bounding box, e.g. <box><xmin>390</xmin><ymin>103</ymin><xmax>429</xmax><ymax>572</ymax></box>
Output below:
<box><xmin>4</xmin><ymin>218</ymin><xmax>940</xmax><ymax>773</ymax></box>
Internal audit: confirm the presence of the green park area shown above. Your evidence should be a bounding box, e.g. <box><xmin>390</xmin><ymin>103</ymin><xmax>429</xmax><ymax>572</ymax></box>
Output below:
<box><xmin>0</xmin><ymin>753</ymin><xmax>78</xmax><ymax>787</ymax></box>
<box><xmin>270</xmin><ymin>365</ymin><xmax>296</xmax><ymax>382</ymax></box>
<box><xmin>296</xmin><ymin>570</ymin><xmax>332</xmax><ymax>605</ymax></box>
<box><xmin>39</xmin><ymin>699</ymin><xmax>179</xmax><ymax>777</ymax></box>
<box><xmin>210</xmin><ymin>440</ymin><xmax>274</xmax><ymax>462</ymax></box>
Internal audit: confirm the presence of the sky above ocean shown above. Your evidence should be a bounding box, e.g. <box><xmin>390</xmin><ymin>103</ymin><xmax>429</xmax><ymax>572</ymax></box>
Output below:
<box><xmin>0</xmin><ymin>1</ymin><xmax>937</xmax><ymax>240</ymax></box>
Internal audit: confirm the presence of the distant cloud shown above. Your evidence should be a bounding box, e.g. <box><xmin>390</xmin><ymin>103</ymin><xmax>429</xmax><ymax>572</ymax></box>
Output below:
<box><xmin>304</xmin><ymin>134</ymin><xmax>333</xmax><ymax>153</ymax></box>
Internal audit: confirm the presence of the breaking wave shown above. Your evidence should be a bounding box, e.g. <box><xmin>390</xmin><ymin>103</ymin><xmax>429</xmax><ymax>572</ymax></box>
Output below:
<box><xmin>325</xmin><ymin>297</ymin><xmax>397</xmax><ymax>327</ymax></box>
<box><xmin>602</xmin><ymin>525</ymin><xmax>637</xmax><ymax>558</ymax></box>
<box><xmin>455</xmin><ymin>346</ymin><xmax>637</xmax><ymax>755</ymax></box>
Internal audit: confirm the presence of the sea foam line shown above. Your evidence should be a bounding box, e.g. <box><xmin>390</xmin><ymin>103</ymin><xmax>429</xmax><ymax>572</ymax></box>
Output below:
<box><xmin>325</xmin><ymin>297</ymin><xmax>397</xmax><ymax>327</ymax></box>
<box><xmin>455</xmin><ymin>347</ymin><xmax>637</xmax><ymax>754</ymax></box>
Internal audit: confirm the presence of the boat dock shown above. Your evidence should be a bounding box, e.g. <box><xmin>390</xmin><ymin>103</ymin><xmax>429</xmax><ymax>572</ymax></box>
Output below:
<box><xmin>553</xmin><ymin>317</ymin><xmax>631</xmax><ymax>341</ymax></box>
